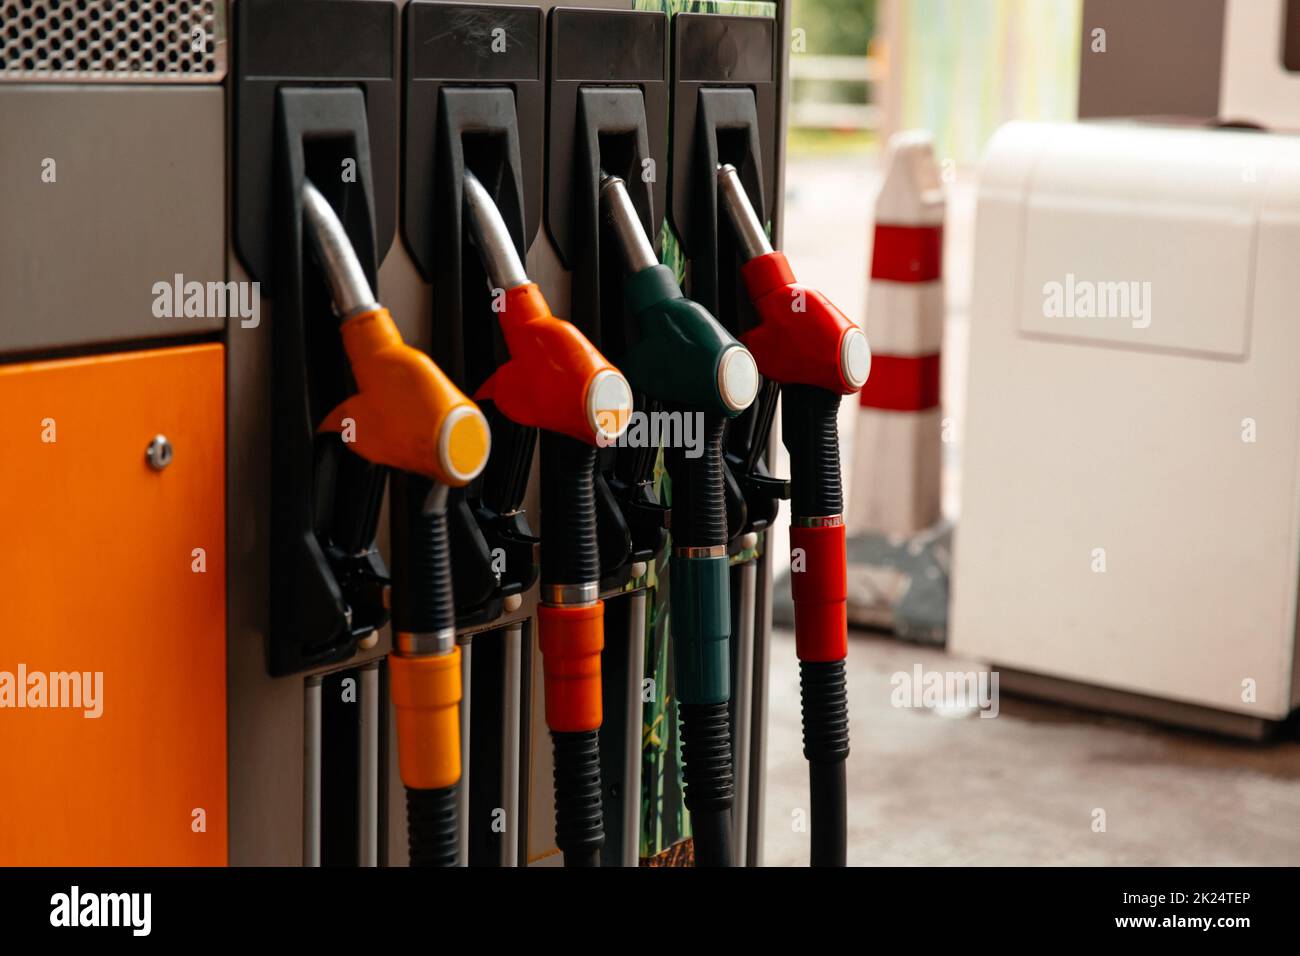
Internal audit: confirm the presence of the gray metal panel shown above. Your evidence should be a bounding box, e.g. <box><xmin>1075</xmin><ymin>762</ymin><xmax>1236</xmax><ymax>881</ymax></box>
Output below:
<box><xmin>359</xmin><ymin>663</ymin><xmax>381</xmax><ymax>866</ymax></box>
<box><xmin>225</xmin><ymin>281</ymin><xmax>296</xmax><ymax>865</ymax></box>
<box><xmin>457</xmin><ymin>635</ymin><xmax>472</xmax><ymax>866</ymax></box>
<box><xmin>621</xmin><ymin>590</ymin><xmax>646</xmax><ymax>867</ymax></box>
<box><xmin>303</xmin><ymin>678</ymin><xmax>322</xmax><ymax>866</ymax></box>
<box><xmin>0</xmin><ymin>85</ymin><xmax>226</xmax><ymax>355</ymax></box>
<box><xmin>747</xmin><ymin>542</ymin><xmax>773</xmax><ymax>866</ymax></box>
<box><xmin>501</xmin><ymin>622</ymin><xmax>524</xmax><ymax>867</ymax></box>
<box><xmin>731</xmin><ymin>558</ymin><xmax>755</xmax><ymax>866</ymax></box>
<box><xmin>1078</xmin><ymin>0</ymin><xmax>1226</xmax><ymax>121</ymax></box>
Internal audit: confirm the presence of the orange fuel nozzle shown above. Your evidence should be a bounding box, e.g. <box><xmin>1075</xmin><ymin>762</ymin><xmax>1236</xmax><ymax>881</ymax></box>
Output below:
<box><xmin>474</xmin><ymin>284</ymin><xmax>632</xmax><ymax>447</ymax></box>
<box><xmin>461</xmin><ymin>169</ymin><xmax>632</xmax><ymax>448</ymax></box>
<box><xmin>302</xmin><ymin>179</ymin><xmax>491</xmax><ymax>485</ymax></box>
<box><xmin>318</xmin><ymin>306</ymin><xmax>490</xmax><ymax>485</ymax></box>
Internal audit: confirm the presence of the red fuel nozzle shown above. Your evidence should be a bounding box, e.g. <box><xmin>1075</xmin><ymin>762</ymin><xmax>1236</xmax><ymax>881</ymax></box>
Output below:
<box><xmin>462</xmin><ymin>170</ymin><xmax>631</xmax><ymax>447</ymax></box>
<box><xmin>718</xmin><ymin>163</ymin><xmax>859</xmax><ymax>867</ymax></box>
<box><xmin>717</xmin><ymin>164</ymin><xmax>870</xmax><ymax>395</ymax></box>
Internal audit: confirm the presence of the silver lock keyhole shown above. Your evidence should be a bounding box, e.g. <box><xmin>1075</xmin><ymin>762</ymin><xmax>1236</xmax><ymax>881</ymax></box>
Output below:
<box><xmin>146</xmin><ymin>434</ymin><xmax>173</xmax><ymax>471</ymax></box>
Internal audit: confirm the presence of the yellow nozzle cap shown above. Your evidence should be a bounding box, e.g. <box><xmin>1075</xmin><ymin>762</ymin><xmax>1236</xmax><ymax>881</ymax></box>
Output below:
<box><xmin>440</xmin><ymin>404</ymin><xmax>491</xmax><ymax>485</ymax></box>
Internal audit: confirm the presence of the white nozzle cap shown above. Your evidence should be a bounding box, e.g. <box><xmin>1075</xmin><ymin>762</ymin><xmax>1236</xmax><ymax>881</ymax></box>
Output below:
<box><xmin>840</xmin><ymin>328</ymin><xmax>871</xmax><ymax>390</ymax></box>
<box><xmin>717</xmin><ymin>345</ymin><xmax>760</xmax><ymax>412</ymax></box>
<box><xmin>587</xmin><ymin>369</ymin><xmax>633</xmax><ymax>444</ymax></box>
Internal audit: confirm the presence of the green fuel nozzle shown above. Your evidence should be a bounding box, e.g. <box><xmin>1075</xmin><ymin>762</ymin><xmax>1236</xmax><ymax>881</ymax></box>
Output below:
<box><xmin>599</xmin><ymin>175</ymin><xmax>759</xmax><ymax>418</ymax></box>
<box><xmin>600</xmin><ymin>173</ymin><xmax>761</xmax><ymax>866</ymax></box>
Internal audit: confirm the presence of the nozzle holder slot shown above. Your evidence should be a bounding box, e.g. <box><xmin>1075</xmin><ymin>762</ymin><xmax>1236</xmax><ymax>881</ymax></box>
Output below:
<box><xmin>401</xmin><ymin>1</ymin><xmax>545</xmax><ymax>626</ymax></box>
<box><xmin>669</xmin><ymin>12</ymin><xmax>778</xmax><ymax>274</ymax></box>
<box><xmin>415</xmin><ymin>87</ymin><xmax>532</xmax><ymax>390</ymax></box>
<box><xmin>545</xmin><ymin>7</ymin><xmax>668</xmax><ymax>275</ymax></box>
<box><xmin>401</xmin><ymin>0</ymin><xmax>544</xmax><ymax>298</ymax></box>
<box><xmin>669</xmin><ymin>14</ymin><xmax>787</xmax><ymax>543</ymax></box>
<box><xmin>234</xmin><ymin>0</ymin><xmax>398</xmax><ymax>291</ymax></box>
<box><xmin>545</xmin><ymin>8</ymin><xmax>670</xmax><ymax>593</ymax></box>
<box><xmin>268</xmin><ymin>87</ymin><xmax>390</xmax><ymax>677</ymax></box>
<box><xmin>570</xmin><ymin>89</ymin><xmax>672</xmax><ymax>593</ymax></box>
<box><xmin>566</xmin><ymin>90</ymin><xmax>658</xmax><ymax>354</ymax></box>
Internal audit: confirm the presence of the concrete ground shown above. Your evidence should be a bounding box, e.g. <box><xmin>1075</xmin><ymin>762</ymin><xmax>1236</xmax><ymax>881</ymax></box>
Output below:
<box><xmin>760</xmin><ymin>627</ymin><xmax>1300</xmax><ymax>866</ymax></box>
<box><xmin>759</xmin><ymin>150</ymin><xmax>1300</xmax><ymax>867</ymax></box>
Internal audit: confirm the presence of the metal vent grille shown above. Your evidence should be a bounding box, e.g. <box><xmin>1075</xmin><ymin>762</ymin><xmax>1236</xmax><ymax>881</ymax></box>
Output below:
<box><xmin>0</xmin><ymin>0</ymin><xmax>226</xmax><ymax>82</ymax></box>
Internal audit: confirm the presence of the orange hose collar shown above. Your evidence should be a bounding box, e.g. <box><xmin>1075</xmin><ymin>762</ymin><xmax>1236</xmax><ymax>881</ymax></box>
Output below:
<box><xmin>388</xmin><ymin>648</ymin><xmax>462</xmax><ymax>791</ymax></box>
<box><xmin>537</xmin><ymin>601</ymin><xmax>605</xmax><ymax>733</ymax></box>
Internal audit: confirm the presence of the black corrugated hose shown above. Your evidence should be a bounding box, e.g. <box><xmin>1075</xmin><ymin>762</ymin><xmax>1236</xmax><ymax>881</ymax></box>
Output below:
<box><xmin>390</xmin><ymin>472</ymin><xmax>461</xmax><ymax>867</ymax></box>
<box><xmin>540</xmin><ymin>432</ymin><xmax>606</xmax><ymax>867</ymax></box>
<box><xmin>783</xmin><ymin>384</ymin><xmax>850</xmax><ymax>867</ymax></box>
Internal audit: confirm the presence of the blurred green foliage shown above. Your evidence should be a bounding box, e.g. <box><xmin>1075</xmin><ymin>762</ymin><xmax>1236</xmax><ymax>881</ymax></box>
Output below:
<box><xmin>791</xmin><ymin>0</ymin><xmax>876</xmax><ymax>56</ymax></box>
<box><xmin>787</xmin><ymin>126</ymin><xmax>877</xmax><ymax>155</ymax></box>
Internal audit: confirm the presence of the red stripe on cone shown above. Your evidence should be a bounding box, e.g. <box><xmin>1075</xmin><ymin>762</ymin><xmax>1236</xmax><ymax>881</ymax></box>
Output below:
<box><xmin>858</xmin><ymin>352</ymin><xmax>940</xmax><ymax>412</ymax></box>
<box><xmin>870</xmin><ymin>224</ymin><xmax>943</xmax><ymax>283</ymax></box>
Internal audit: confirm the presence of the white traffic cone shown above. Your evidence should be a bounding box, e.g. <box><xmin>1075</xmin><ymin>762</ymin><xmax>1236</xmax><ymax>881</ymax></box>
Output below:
<box><xmin>848</xmin><ymin>131</ymin><xmax>945</xmax><ymax>537</ymax></box>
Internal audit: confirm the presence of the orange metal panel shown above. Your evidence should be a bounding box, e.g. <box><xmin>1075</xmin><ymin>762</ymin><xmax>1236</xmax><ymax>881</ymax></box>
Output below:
<box><xmin>0</xmin><ymin>344</ymin><xmax>227</xmax><ymax>865</ymax></box>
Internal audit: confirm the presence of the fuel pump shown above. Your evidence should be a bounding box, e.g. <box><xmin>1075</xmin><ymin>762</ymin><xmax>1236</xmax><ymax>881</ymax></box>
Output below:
<box><xmin>462</xmin><ymin>169</ymin><xmax>633</xmax><ymax>867</ymax></box>
<box><xmin>717</xmin><ymin>163</ymin><xmax>870</xmax><ymax>867</ymax></box>
<box><xmin>599</xmin><ymin>174</ymin><xmax>759</xmax><ymax>865</ymax></box>
<box><xmin>301</xmin><ymin>179</ymin><xmax>491</xmax><ymax>867</ymax></box>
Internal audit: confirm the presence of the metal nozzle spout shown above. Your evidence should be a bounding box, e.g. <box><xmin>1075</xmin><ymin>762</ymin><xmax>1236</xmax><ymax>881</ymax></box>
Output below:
<box><xmin>717</xmin><ymin>163</ymin><xmax>774</xmax><ymax>262</ymax></box>
<box><xmin>463</xmin><ymin>168</ymin><xmax>530</xmax><ymax>291</ymax></box>
<box><xmin>599</xmin><ymin>174</ymin><xmax>658</xmax><ymax>274</ymax></box>
<box><xmin>301</xmin><ymin>178</ymin><xmax>379</xmax><ymax>321</ymax></box>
